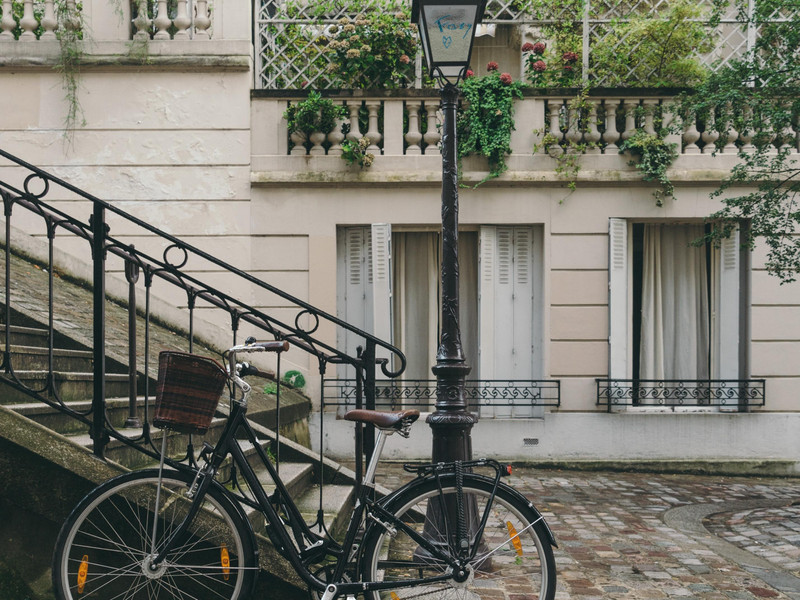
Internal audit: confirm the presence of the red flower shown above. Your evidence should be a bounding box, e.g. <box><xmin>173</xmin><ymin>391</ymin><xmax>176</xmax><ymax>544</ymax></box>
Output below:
<box><xmin>532</xmin><ymin>60</ymin><xmax>546</xmax><ymax>72</ymax></box>
<box><xmin>522</xmin><ymin>42</ymin><xmax>535</xmax><ymax>53</ymax></box>
<box><xmin>464</xmin><ymin>69</ymin><xmax>475</xmax><ymax>78</ymax></box>
<box><xmin>399</xmin><ymin>54</ymin><xmax>411</xmax><ymax>64</ymax></box>
<box><xmin>487</xmin><ymin>61</ymin><xmax>499</xmax><ymax>72</ymax></box>
<box><xmin>301</xmin><ymin>80</ymin><xmax>309</xmax><ymax>88</ymax></box>
<box><xmin>533</xmin><ymin>42</ymin><xmax>546</xmax><ymax>55</ymax></box>
<box><xmin>562</xmin><ymin>51</ymin><xmax>579</xmax><ymax>63</ymax></box>
<box><xmin>500</xmin><ymin>72</ymin><xmax>513</xmax><ymax>84</ymax></box>
<box><xmin>563</xmin><ymin>64</ymin><xmax>574</xmax><ymax>71</ymax></box>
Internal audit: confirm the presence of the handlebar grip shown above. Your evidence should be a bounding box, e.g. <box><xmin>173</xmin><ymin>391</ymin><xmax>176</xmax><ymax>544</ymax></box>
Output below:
<box><xmin>254</xmin><ymin>340</ymin><xmax>290</xmax><ymax>352</ymax></box>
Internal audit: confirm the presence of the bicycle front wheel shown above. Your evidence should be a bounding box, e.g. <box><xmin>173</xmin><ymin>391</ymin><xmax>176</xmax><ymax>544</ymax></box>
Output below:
<box><xmin>52</xmin><ymin>469</ymin><xmax>257</xmax><ymax>600</ymax></box>
<box><xmin>360</xmin><ymin>474</ymin><xmax>557</xmax><ymax>600</ymax></box>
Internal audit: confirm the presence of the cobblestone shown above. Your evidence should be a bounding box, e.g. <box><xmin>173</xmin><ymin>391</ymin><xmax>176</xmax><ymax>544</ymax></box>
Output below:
<box><xmin>374</xmin><ymin>463</ymin><xmax>800</xmax><ymax>599</ymax></box>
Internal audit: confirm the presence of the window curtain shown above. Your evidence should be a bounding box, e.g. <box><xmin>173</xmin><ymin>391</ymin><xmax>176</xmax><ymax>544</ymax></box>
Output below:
<box><xmin>393</xmin><ymin>232</ymin><xmax>440</xmax><ymax>383</ymax></box>
<box><xmin>639</xmin><ymin>224</ymin><xmax>709</xmax><ymax>382</ymax></box>
<box><xmin>392</xmin><ymin>232</ymin><xmax>479</xmax><ymax>388</ymax></box>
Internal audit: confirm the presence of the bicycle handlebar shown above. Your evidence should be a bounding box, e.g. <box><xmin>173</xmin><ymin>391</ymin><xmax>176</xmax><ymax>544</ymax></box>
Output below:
<box><xmin>239</xmin><ymin>362</ymin><xmax>276</xmax><ymax>380</ymax></box>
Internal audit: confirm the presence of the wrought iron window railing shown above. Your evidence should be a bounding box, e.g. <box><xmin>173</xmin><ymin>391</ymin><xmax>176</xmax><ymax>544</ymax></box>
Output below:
<box><xmin>596</xmin><ymin>379</ymin><xmax>766</xmax><ymax>411</ymax></box>
<box><xmin>324</xmin><ymin>379</ymin><xmax>561</xmax><ymax>417</ymax></box>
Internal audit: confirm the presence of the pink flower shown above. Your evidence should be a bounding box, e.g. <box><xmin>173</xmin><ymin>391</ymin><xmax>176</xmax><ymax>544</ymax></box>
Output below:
<box><xmin>533</xmin><ymin>42</ymin><xmax>546</xmax><ymax>55</ymax></box>
<box><xmin>464</xmin><ymin>69</ymin><xmax>475</xmax><ymax>78</ymax></box>
<box><xmin>522</xmin><ymin>42</ymin><xmax>535</xmax><ymax>53</ymax></box>
<box><xmin>562</xmin><ymin>51</ymin><xmax>579</xmax><ymax>63</ymax></box>
<box><xmin>500</xmin><ymin>72</ymin><xmax>513</xmax><ymax>84</ymax></box>
<box><xmin>399</xmin><ymin>54</ymin><xmax>411</xmax><ymax>64</ymax></box>
<box><xmin>532</xmin><ymin>60</ymin><xmax>546</xmax><ymax>72</ymax></box>
<box><xmin>487</xmin><ymin>61</ymin><xmax>499</xmax><ymax>72</ymax></box>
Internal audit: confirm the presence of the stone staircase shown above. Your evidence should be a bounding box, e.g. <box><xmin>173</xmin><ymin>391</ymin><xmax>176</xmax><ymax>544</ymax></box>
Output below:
<box><xmin>0</xmin><ymin>251</ymin><xmax>358</xmax><ymax>600</ymax></box>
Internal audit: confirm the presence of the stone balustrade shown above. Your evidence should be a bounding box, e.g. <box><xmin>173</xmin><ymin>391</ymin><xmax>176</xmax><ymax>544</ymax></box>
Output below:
<box><xmin>0</xmin><ymin>0</ymin><xmax>214</xmax><ymax>41</ymax></box>
<box><xmin>274</xmin><ymin>93</ymin><xmax>800</xmax><ymax>160</ymax></box>
<box><xmin>280</xmin><ymin>95</ymin><xmax>443</xmax><ymax>158</ymax></box>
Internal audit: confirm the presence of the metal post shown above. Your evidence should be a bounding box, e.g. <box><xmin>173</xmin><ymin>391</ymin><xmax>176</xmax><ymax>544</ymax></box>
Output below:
<box><xmin>125</xmin><ymin>252</ymin><xmax>141</xmax><ymax>428</ymax></box>
<box><xmin>90</xmin><ymin>204</ymin><xmax>108</xmax><ymax>458</ymax></box>
<box><xmin>427</xmin><ymin>82</ymin><xmax>475</xmax><ymax>463</ymax></box>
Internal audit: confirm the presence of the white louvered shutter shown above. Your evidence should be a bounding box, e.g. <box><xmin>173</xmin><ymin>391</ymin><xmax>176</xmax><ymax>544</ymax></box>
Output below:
<box><xmin>371</xmin><ymin>223</ymin><xmax>393</xmax><ymax>375</ymax></box>
<box><xmin>716</xmin><ymin>228</ymin><xmax>741</xmax><ymax>411</ymax></box>
<box><xmin>479</xmin><ymin>226</ymin><xmax>537</xmax><ymax>418</ymax></box>
<box><xmin>608</xmin><ymin>218</ymin><xmax>629</xmax><ymax>382</ymax></box>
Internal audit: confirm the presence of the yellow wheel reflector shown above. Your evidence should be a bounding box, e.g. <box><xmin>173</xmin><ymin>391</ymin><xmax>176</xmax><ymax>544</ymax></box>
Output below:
<box><xmin>390</xmin><ymin>593</ymin><xmax>400</xmax><ymax>600</ymax></box>
<box><xmin>221</xmin><ymin>544</ymin><xmax>230</xmax><ymax>580</ymax></box>
<box><xmin>77</xmin><ymin>555</ymin><xmax>89</xmax><ymax>594</ymax></box>
<box><xmin>506</xmin><ymin>522</ymin><xmax>524</xmax><ymax>556</ymax></box>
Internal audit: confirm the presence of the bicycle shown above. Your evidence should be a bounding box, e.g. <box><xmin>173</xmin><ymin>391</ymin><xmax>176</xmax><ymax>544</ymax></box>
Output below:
<box><xmin>52</xmin><ymin>340</ymin><xmax>558</xmax><ymax>600</ymax></box>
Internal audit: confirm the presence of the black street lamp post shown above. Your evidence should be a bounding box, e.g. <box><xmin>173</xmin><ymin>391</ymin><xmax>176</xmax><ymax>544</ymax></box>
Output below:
<box><xmin>412</xmin><ymin>0</ymin><xmax>486</xmax><ymax>463</ymax></box>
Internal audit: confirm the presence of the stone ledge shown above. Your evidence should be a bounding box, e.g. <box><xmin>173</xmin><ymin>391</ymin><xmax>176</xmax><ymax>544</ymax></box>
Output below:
<box><xmin>0</xmin><ymin>39</ymin><xmax>250</xmax><ymax>71</ymax></box>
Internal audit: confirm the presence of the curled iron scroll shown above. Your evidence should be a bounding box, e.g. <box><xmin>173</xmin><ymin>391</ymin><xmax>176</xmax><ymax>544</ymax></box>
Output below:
<box><xmin>23</xmin><ymin>173</ymin><xmax>50</xmax><ymax>199</ymax></box>
<box><xmin>163</xmin><ymin>243</ymin><xmax>189</xmax><ymax>269</ymax></box>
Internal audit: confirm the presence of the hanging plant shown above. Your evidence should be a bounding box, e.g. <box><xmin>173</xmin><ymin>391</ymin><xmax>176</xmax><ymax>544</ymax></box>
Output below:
<box><xmin>457</xmin><ymin>63</ymin><xmax>524</xmax><ymax>186</ymax></box>
<box><xmin>283</xmin><ymin>90</ymin><xmax>346</xmax><ymax>137</ymax></box>
<box><xmin>619</xmin><ymin>130</ymin><xmax>678</xmax><ymax>206</ymax></box>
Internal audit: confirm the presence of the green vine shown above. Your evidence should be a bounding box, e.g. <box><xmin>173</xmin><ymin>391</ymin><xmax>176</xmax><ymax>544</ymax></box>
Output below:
<box><xmin>457</xmin><ymin>63</ymin><xmax>524</xmax><ymax>186</ymax></box>
<box><xmin>55</xmin><ymin>1</ymin><xmax>86</xmax><ymax>140</ymax></box>
<box><xmin>619</xmin><ymin>130</ymin><xmax>678</xmax><ymax>206</ymax></box>
<box><xmin>340</xmin><ymin>134</ymin><xmax>375</xmax><ymax>169</ymax></box>
<box><xmin>533</xmin><ymin>87</ymin><xmax>597</xmax><ymax>196</ymax></box>
<box><xmin>283</xmin><ymin>91</ymin><xmax>346</xmax><ymax>137</ymax></box>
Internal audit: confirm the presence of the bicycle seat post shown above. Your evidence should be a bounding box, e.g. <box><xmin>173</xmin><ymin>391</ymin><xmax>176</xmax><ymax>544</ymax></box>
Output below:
<box><xmin>362</xmin><ymin>428</ymin><xmax>388</xmax><ymax>489</ymax></box>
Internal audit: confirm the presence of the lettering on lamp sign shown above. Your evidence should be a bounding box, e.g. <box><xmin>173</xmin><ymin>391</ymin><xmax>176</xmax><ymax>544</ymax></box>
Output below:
<box><xmin>432</xmin><ymin>13</ymin><xmax>473</xmax><ymax>50</ymax></box>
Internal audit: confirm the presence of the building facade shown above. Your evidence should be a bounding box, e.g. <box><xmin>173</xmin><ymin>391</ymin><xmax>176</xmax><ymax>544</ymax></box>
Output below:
<box><xmin>1</xmin><ymin>0</ymin><xmax>798</xmax><ymax>471</ymax></box>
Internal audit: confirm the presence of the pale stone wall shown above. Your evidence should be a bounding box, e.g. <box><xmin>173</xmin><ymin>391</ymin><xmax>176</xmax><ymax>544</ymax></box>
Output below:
<box><xmin>250</xmin><ymin>94</ymin><xmax>800</xmax><ymax>420</ymax></box>
<box><xmin>0</xmin><ymin>1</ymin><xmax>798</xmax><ymax>465</ymax></box>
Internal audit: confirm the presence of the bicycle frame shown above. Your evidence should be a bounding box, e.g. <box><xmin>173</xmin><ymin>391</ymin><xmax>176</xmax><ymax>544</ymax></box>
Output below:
<box><xmin>149</xmin><ymin>390</ymin><xmax>512</xmax><ymax>598</ymax></box>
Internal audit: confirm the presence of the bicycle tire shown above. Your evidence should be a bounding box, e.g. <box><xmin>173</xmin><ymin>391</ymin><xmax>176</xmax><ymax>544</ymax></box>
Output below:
<box><xmin>52</xmin><ymin>468</ymin><xmax>258</xmax><ymax>600</ymax></box>
<box><xmin>360</xmin><ymin>473</ymin><xmax>557</xmax><ymax>600</ymax></box>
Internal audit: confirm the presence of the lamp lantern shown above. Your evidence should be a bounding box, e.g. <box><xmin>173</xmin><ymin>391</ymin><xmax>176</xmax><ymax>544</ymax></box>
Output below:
<box><xmin>412</xmin><ymin>0</ymin><xmax>486</xmax><ymax>82</ymax></box>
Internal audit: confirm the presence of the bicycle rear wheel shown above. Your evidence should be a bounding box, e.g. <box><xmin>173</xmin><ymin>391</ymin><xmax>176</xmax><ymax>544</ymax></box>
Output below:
<box><xmin>360</xmin><ymin>474</ymin><xmax>556</xmax><ymax>600</ymax></box>
<box><xmin>52</xmin><ymin>468</ymin><xmax>257</xmax><ymax>600</ymax></box>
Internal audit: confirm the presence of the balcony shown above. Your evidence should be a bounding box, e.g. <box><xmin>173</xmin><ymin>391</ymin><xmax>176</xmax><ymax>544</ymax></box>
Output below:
<box><xmin>323</xmin><ymin>378</ymin><xmax>561</xmax><ymax>418</ymax></box>
<box><xmin>596</xmin><ymin>379</ymin><xmax>767</xmax><ymax>412</ymax></box>
<box><xmin>250</xmin><ymin>88</ymin><xmax>798</xmax><ymax>183</ymax></box>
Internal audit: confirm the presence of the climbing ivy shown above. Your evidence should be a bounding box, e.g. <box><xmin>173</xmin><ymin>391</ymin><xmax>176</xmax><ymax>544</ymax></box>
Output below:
<box><xmin>457</xmin><ymin>63</ymin><xmax>524</xmax><ymax>186</ymax></box>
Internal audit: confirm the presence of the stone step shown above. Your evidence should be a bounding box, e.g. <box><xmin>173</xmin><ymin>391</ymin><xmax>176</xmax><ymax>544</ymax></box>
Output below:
<box><xmin>295</xmin><ymin>483</ymin><xmax>356</xmax><ymax>542</ymax></box>
<box><xmin>0</xmin><ymin>324</ymin><xmax>49</xmax><ymax>347</ymax></box>
<box><xmin>0</xmin><ymin>371</ymin><xmax>132</xmax><ymax>404</ymax></box>
<box><xmin>244</xmin><ymin>461</ymin><xmax>316</xmax><ymax>535</ymax></box>
<box><xmin>9</xmin><ymin>397</ymin><xmax>145</xmax><ymax>435</ymax></box>
<box><xmin>3</xmin><ymin>344</ymin><xmax>96</xmax><ymax>372</ymax></box>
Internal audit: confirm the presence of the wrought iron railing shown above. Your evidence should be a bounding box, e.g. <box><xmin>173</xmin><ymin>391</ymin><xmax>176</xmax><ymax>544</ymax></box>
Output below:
<box><xmin>0</xmin><ymin>148</ymin><xmax>405</xmax><ymax>464</ymax></box>
<box><xmin>324</xmin><ymin>378</ymin><xmax>560</xmax><ymax>416</ymax></box>
<box><xmin>596</xmin><ymin>379</ymin><xmax>766</xmax><ymax>411</ymax></box>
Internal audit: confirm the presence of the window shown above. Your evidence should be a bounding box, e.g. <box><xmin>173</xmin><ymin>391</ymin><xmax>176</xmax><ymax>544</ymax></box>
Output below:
<box><xmin>608</xmin><ymin>219</ymin><xmax>747</xmax><ymax>409</ymax></box>
<box><xmin>337</xmin><ymin>225</ymin><xmax>544</xmax><ymax>415</ymax></box>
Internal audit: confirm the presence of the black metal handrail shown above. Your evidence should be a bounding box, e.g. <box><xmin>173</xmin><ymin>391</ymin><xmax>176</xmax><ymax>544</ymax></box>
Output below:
<box><xmin>324</xmin><ymin>378</ymin><xmax>561</xmax><ymax>414</ymax></box>
<box><xmin>0</xmin><ymin>148</ymin><xmax>406</xmax><ymax>461</ymax></box>
<box><xmin>596</xmin><ymin>379</ymin><xmax>766</xmax><ymax>411</ymax></box>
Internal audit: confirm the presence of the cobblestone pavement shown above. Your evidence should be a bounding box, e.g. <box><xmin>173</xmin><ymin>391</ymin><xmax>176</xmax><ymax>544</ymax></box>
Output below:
<box><xmin>374</xmin><ymin>464</ymin><xmax>800</xmax><ymax>600</ymax></box>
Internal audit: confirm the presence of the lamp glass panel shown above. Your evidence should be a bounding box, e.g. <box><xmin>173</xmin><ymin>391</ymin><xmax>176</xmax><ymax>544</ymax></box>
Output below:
<box><xmin>421</xmin><ymin>4</ymin><xmax>478</xmax><ymax>66</ymax></box>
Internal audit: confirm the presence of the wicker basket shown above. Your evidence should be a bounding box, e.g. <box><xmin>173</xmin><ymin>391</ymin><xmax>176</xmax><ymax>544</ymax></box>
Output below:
<box><xmin>153</xmin><ymin>351</ymin><xmax>228</xmax><ymax>434</ymax></box>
